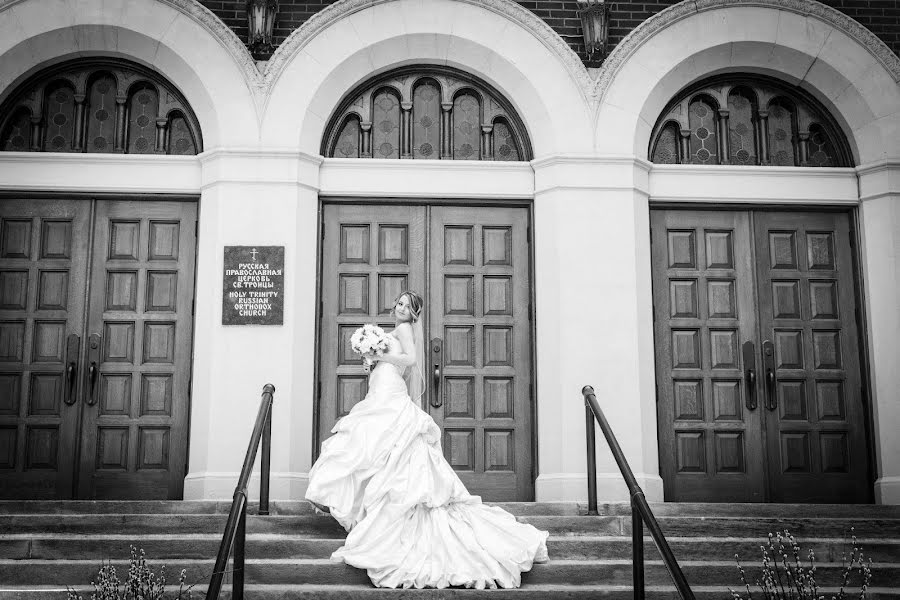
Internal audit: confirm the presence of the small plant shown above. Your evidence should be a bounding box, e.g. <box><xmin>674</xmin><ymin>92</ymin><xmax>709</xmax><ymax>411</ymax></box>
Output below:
<box><xmin>729</xmin><ymin>528</ymin><xmax>873</xmax><ymax>600</ymax></box>
<box><xmin>66</xmin><ymin>546</ymin><xmax>194</xmax><ymax>600</ymax></box>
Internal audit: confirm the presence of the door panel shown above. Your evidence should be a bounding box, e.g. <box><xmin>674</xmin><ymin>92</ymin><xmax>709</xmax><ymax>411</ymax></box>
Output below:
<box><xmin>754</xmin><ymin>211</ymin><xmax>868</xmax><ymax>502</ymax></box>
<box><xmin>651</xmin><ymin>210</ymin><xmax>765</xmax><ymax>502</ymax></box>
<box><xmin>653</xmin><ymin>208</ymin><xmax>870</xmax><ymax>503</ymax></box>
<box><xmin>77</xmin><ymin>201</ymin><xmax>197</xmax><ymax>499</ymax></box>
<box><xmin>318</xmin><ymin>203</ymin><xmax>534</xmax><ymax>501</ymax></box>
<box><xmin>429</xmin><ymin>206</ymin><xmax>532</xmax><ymax>501</ymax></box>
<box><xmin>0</xmin><ymin>200</ymin><xmax>90</xmax><ymax>498</ymax></box>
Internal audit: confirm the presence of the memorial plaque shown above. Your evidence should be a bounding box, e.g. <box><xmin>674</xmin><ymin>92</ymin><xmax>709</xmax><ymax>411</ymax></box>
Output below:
<box><xmin>222</xmin><ymin>246</ymin><xmax>284</xmax><ymax>325</ymax></box>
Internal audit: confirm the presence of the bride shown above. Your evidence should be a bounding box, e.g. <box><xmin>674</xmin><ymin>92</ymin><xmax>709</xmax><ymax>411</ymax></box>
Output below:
<box><xmin>305</xmin><ymin>291</ymin><xmax>549</xmax><ymax>589</ymax></box>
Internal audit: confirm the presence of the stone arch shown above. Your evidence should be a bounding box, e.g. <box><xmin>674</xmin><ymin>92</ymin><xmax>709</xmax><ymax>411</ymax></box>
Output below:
<box><xmin>0</xmin><ymin>0</ymin><xmax>261</xmax><ymax>149</ymax></box>
<box><xmin>261</xmin><ymin>0</ymin><xmax>593</xmax><ymax>157</ymax></box>
<box><xmin>597</xmin><ymin>0</ymin><xmax>900</xmax><ymax>164</ymax></box>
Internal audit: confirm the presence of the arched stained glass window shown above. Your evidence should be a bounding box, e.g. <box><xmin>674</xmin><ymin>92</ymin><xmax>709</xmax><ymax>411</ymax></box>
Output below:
<box><xmin>412</xmin><ymin>80</ymin><xmax>440</xmax><ymax>159</ymax></box>
<box><xmin>85</xmin><ymin>74</ymin><xmax>117</xmax><ymax>153</ymax></box>
<box><xmin>768</xmin><ymin>98</ymin><xmax>796</xmax><ymax>167</ymax></box>
<box><xmin>333</xmin><ymin>116</ymin><xmax>360</xmax><ymax>159</ymax></box>
<box><xmin>128</xmin><ymin>84</ymin><xmax>159</xmax><ymax>154</ymax></box>
<box><xmin>728</xmin><ymin>88</ymin><xmax>757</xmax><ymax>165</ymax></box>
<box><xmin>807</xmin><ymin>123</ymin><xmax>837</xmax><ymax>167</ymax></box>
<box><xmin>44</xmin><ymin>83</ymin><xmax>77</xmax><ymax>152</ymax></box>
<box><xmin>1</xmin><ymin>108</ymin><xmax>31</xmax><ymax>151</ymax></box>
<box><xmin>323</xmin><ymin>66</ymin><xmax>530</xmax><ymax>161</ymax></box>
<box><xmin>168</xmin><ymin>112</ymin><xmax>197</xmax><ymax>155</ymax></box>
<box><xmin>649</xmin><ymin>75</ymin><xmax>850</xmax><ymax>167</ymax></box>
<box><xmin>493</xmin><ymin>119</ymin><xmax>520</xmax><ymax>162</ymax></box>
<box><xmin>372</xmin><ymin>89</ymin><xmax>401</xmax><ymax>159</ymax></box>
<box><xmin>0</xmin><ymin>58</ymin><xmax>202</xmax><ymax>155</ymax></box>
<box><xmin>689</xmin><ymin>96</ymin><xmax>718</xmax><ymax>165</ymax></box>
<box><xmin>453</xmin><ymin>92</ymin><xmax>480</xmax><ymax>160</ymax></box>
<box><xmin>651</xmin><ymin>122</ymin><xmax>679</xmax><ymax>164</ymax></box>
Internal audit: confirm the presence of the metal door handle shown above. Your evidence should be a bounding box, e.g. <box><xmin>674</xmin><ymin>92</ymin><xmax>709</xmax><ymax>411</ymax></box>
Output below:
<box><xmin>430</xmin><ymin>338</ymin><xmax>443</xmax><ymax>408</ymax></box>
<box><xmin>63</xmin><ymin>334</ymin><xmax>80</xmax><ymax>406</ymax></box>
<box><xmin>762</xmin><ymin>339</ymin><xmax>777</xmax><ymax>411</ymax></box>
<box><xmin>86</xmin><ymin>333</ymin><xmax>101</xmax><ymax>406</ymax></box>
<box><xmin>741</xmin><ymin>341</ymin><xmax>757</xmax><ymax>411</ymax></box>
<box><xmin>87</xmin><ymin>362</ymin><xmax>98</xmax><ymax>405</ymax></box>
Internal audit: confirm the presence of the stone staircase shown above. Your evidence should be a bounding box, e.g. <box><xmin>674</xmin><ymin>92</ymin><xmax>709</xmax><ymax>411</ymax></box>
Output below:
<box><xmin>1</xmin><ymin>501</ymin><xmax>899</xmax><ymax>598</ymax></box>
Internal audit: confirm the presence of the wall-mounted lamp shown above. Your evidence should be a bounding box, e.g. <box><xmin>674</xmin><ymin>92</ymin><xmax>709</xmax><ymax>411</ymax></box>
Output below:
<box><xmin>576</xmin><ymin>0</ymin><xmax>611</xmax><ymax>63</ymax></box>
<box><xmin>247</xmin><ymin>0</ymin><xmax>278</xmax><ymax>58</ymax></box>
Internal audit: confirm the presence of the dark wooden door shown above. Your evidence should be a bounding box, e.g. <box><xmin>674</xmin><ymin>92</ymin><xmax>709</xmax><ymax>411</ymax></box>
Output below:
<box><xmin>754</xmin><ymin>211</ymin><xmax>868</xmax><ymax>502</ymax></box>
<box><xmin>77</xmin><ymin>201</ymin><xmax>197</xmax><ymax>499</ymax></box>
<box><xmin>0</xmin><ymin>198</ymin><xmax>196</xmax><ymax>499</ymax></box>
<box><xmin>318</xmin><ymin>203</ymin><xmax>534</xmax><ymax>501</ymax></box>
<box><xmin>651</xmin><ymin>210</ymin><xmax>765</xmax><ymax>502</ymax></box>
<box><xmin>0</xmin><ymin>200</ymin><xmax>91</xmax><ymax>498</ymax></box>
<box><xmin>652</xmin><ymin>208</ymin><xmax>870</xmax><ymax>502</ymax></box>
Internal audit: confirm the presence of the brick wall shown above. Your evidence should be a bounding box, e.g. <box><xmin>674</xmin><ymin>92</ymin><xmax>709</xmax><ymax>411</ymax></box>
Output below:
<box><xmin>199</xmin><ymin>0</ymin><xmax>900</xmax><ymax>62</ymax></box>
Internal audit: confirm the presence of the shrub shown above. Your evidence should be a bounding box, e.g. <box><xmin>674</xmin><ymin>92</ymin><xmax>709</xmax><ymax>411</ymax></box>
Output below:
<box><xmin>66</xmin><ymin>546</ymin><xmax>194</xmax><ymax>600</ymax></box>
<box><xmin>729</xmin><ymin>528</ymin><xmax>872</xmax><ymax>600</ymax></box>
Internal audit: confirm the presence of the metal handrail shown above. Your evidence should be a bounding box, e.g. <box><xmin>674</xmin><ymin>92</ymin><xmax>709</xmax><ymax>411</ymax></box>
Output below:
<box><xmin>206</xmin><ymin>384</ymin><xmax>275</xmax><ymax>600</ymax></box>
<box><xmin>582</xmin><ymin>385</ymin><xmax>695</xmax><ymax>600</ymax></box>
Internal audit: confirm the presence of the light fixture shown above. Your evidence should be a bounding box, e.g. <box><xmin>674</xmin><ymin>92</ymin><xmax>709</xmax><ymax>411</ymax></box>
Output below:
<box><xmin>246</xmin><ymin>0</ymin><xmax>278</xmax><ymax>59</ymax></box>
<box><xmin>576</xmin><ymin>0</ymin><xmax>611</xmax><ymax>63</ymax></box>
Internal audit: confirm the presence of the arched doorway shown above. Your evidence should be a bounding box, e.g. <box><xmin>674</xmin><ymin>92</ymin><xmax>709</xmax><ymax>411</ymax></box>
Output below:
<box><xmin>647</xmin><ymin>75</ymin><xmax>870</xmax><ymax>503</ymax></box>
<box><xmin>0</xmin><ymin>58</ymin><xmax>201</xmax><ymax>499</ymax></box>
<box><xmin>315</xmin><ymin>66</ymin><xmax>536</xmax><ymax>501</ymax></box>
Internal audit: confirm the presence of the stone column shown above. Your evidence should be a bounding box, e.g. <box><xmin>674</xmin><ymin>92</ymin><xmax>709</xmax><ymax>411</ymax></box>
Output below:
<box><xmin>441</xmin><ymin>102</ymin><xmax>453</xmax><ymax>159</ymax></box>
<box><xmin>73</xmin><ymin>94</ymin><xmax>86</xmax><ymax>152</ymax></box>
<box><xmin>29</xmin><ymin>116</ymin><xmax>41</xmax><ymax>151</ymax></box>
<box><xmin>154</xmin><ymin>118</ymin><xmax>168</xmax><ymax>153</ymax></box>
<box><xmin>717</xmin><ymin>109</ymin><xmax>730</xmax><ymax>164</ymax></box>
<box><xmin>532</xmin><ymin>155</ymin><xmax>662</xmax><ymax>502</ymax></box>
<box><xmin>114</xmin><ymin>95</ymin><xmax>128</xmax><ymax>152</ymax></box>
<box><xmin>678</xmin><ymin>129</ymin><xmax>691</xmax><ymax>164</ymax></box>
<box><xmin>184</xmin><ymin>149</ymin><xmax>323</xmax><ymax>501</ymax></box>
<box><xmin>857</xmin><ymin>161</ymin><xmax>900</xmax><ymax>504</ymax></box>
<box><xmin>757</xmin><ymin>110</ymin><xmax>770</xmax><ymax>165</ymax></box>
<box><xmin>400</xmin><ymin>102</ymin><xmax>412</xmax><ymax>159</ymax></box>
<box><xmin>481</xmin><ymin>124</ymin><xmax>493</xmax><ymax>161</ymax></box>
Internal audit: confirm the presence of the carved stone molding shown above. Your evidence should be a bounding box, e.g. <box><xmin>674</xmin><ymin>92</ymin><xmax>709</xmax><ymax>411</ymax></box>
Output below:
<box><xmin>0</xmin><ymin>0</ymin><xmax>265</xmax><ymax>94</ymax></box>
<box><xmin>596</xmin><ymin>0</ymin><xmax>900</xmax><ymax>103</ymax></box>
<box><xmin>264</xmin><ymin>0</ymin><xmax>593</xmax><ymax>101</ymax></box>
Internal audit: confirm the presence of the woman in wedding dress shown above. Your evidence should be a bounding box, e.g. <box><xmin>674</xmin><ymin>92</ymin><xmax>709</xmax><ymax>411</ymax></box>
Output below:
<box><xmin>305</xmin><ymin>291</ymin><xmax>549</xmax><ymax>589</ymax></box>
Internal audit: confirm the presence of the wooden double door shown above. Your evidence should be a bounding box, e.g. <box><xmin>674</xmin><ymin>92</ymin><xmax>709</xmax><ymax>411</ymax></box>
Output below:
<box><xmin>318</xmin><ymin>203</ymin><xmax>534</xmax><ymax>501</ymax></box>
<box><xmin>0</xmin><ymin>198</ymin><xmax>196</xmax><ymax>499</ymax></box>
<box><xmin>652</xmin><ymin>209</ymin><xmax>870</xmax><ymax>503</ymax></box>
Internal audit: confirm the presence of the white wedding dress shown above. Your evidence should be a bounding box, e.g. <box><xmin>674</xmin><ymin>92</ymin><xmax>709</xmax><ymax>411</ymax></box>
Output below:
<box><xmin>305</xmin><ymin>333</ymin><xmax>549</xmax><ymax>589</ymax></box>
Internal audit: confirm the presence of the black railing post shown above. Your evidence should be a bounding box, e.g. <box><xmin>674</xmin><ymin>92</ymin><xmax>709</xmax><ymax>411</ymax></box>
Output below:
<box><xmin>585</xmin><ymin>394</ymin><xmax>598</xmax><ymax>516</ymax></box>
<box><xmin>632</xmin><ymin>496</ymin><xmax>645</xmax><ymax>599</ymax></box>
<box><xmin>233</xmin><ymin>503</ymin><xmax>246</xmax><ymax>600</ymax></box>
<box><xmin>581</xmin><ymin>385</ymin><xmax>696</xmax><ymax>600</ymax></box>
<box><xmin>260</xmin><ymin>404</ymin><xmax>272</xmax><ymax>516</ymax></box>
<box><xmin>206</xmin><ymin>384</ymin><xmax>276</xmax><ymax>600</ymax></box>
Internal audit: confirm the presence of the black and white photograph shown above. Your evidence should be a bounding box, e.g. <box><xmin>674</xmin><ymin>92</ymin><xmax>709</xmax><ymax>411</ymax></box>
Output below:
<box><xmin>0</xmin><ymin>0</ymin><xmax>898</xmax><ymax>597</ymax></box>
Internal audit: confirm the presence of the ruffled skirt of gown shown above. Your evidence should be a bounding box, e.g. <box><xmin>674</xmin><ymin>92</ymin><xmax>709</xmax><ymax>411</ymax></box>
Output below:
<box><xmin>305</xmin><ymin>362</ymin><xmax>549</xmax><ymax>589</ymax></box>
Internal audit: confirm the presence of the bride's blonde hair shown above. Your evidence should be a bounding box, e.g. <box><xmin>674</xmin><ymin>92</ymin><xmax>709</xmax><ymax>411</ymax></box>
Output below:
<box><xmin>392</xmin><ymin>291</ymin><xmax>423</xmax><ymax>322</ymax></box>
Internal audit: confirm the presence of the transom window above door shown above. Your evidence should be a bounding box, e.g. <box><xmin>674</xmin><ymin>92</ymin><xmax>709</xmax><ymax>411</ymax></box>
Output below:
<box><xmin>323</xmin><ymin>66</ymin><xmax>531</xmax><ymax>161</ymax></box>
<box><xmin>0</xmin><ymin>58</ymin><xmax>202</xmax><ymax>155</ymax></box>
<box><xmin>650</xmin><ymin>75</ymin><xmax>851</xmax><ymax>167</ymax></box>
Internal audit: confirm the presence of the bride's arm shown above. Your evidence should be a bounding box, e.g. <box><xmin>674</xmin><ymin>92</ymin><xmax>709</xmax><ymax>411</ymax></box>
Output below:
<box><xmin>373</xmin><ymin>323</ymin><xmax>416</xmax><ymax>368</ymax></box>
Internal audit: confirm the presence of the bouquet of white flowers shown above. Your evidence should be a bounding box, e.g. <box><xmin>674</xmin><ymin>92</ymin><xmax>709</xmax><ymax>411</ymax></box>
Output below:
<box><xmin>349</xmin><ymin>324</ymin><xmax>390</xmax><ymax>367</ymax></box>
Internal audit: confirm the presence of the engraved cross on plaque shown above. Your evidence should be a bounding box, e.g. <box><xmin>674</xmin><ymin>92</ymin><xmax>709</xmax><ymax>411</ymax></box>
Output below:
<box><xmin>250</xmin><ymin>248</ymin><xmax>259</xmax><ymax>261</ymax></box>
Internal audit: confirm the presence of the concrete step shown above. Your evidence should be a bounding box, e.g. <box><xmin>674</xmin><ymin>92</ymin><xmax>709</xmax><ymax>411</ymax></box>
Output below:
<box><xmin>2</xmin><ymin>585</ymin><xmax>899</xmax><ymax>600</ymax></box>
<box><xmin>2</xmin><ymin>534</ymin><xmax>897</xmax><ymax>562</ymax></box>
<box><xmin>3</xmin><ymin>513</ymin><xmax>897</xmax><ymax>538</ymax></box>
<box><xmin>3</xmin><ymin>500</ymin><xmax>900</xmax><ymax>518</ymax></box>
<box><xmin>0</xmin><ymin>558</ymin><xmax>892</xmax><ymax>587</ymax></box>
<box><xmin>0</xmin><ymin>501</ymin><xmax>583</xmax><ymax>517</ymax></box>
